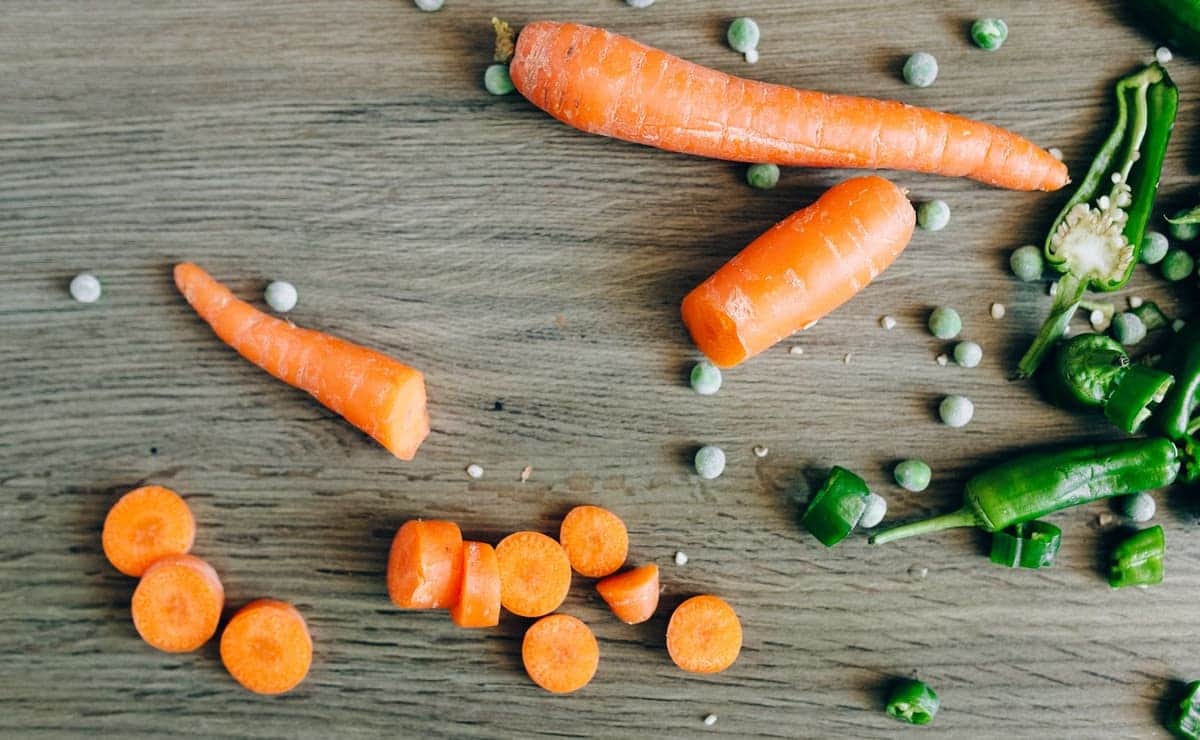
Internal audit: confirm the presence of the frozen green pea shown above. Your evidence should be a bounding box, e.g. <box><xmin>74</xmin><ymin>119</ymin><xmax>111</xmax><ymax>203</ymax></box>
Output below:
<box><xmin>746</xmin><ymin>163</ymin><xmax>780</xmax><ymax>190</ymax></box>
<box><xmin>894</xmin><ymin>459</ymin><xmax>932</xmax><ymax>492</ymax></box>
<box><xmin>694</xmin><ymin>445</ymin><xmax>726</xmax><ymax>480</ymax></box>
<box><xmin>413</xmin><ymin>0</ymin><xmax>443</xmax><ymax>10</ymax></box>
<box><xmin>690</xmin><ymin>361</ymin><xmax>722</xmax><ymax>395</ymax></box>
<box><xmin>1169</xmin><ymin>219</ymin><xmax>1200</xmax><ymax>242</ymax></box>
<box><xmin>626</xmin><ymin>0</ymin><xmax>656</xmax><ymax>6</ymax></box>
<box><xmin>1110</xmin><ymin>312</ymin><xmax>1147</xmax><ymax>346</ymax></box>
<box><xmin>916</xmin><ymin>200</ymin><xmax>950</xmax><ymax>231</ymax></box>
<box><xmin>970</xmin><ymin>18</ymin><xmax>1008</xmax><ymax>50</ymax></box>
<box><xmin>727</xmin><ymin>18</ymin><xmax>760</xmax><ymax>53</ymax></box>
<box><xmin>1140</xmin><ymin>230</ymin><xmax>1169</xmax><ymax>265</ymax></box>
<box><xmin>1009</xmin><ymin>245</ymin><xmax>1044</xmax><ymax>281</ymax></box>
<box><xmin>1161</xmin><ymin>248</ymin><xmax>1195</xmax><ymax>282</ymax></box>
<box><xmin>903</xmin><ymin>52</ymin><xmax>938</xmax><ymax>88</ymax></box>
<box><xmin>927</xmin><ymin>306</ymin><xmax>962</xmax><ymax>339</ymax></box>
<box><xmin>484</xmin><ymin>64</ymin><xmax>514</xmax><ymax>95</ymax></box>
<box><xmin>1120</xmin><ymin>492</ymin><xmax>1156</xmax><ymax>523</ymax></box>
<box><xmin>69</xmin><ymin>273</ymin><xmax>102</xmax><ymax>303</ymax></box>
<box><xmin>953</xmin><ymin>341</ymin><xmax>982</xmax><ymax>368</ymax></box>
<box><xmin>939</xmin><ymin>395</ymin><xmax>974</xmax><ymax>428</ymax></box>
<box><xmin>859</xmin><ymin>493</ymin><xmax>888</xmax><ymax>529</ymax></box>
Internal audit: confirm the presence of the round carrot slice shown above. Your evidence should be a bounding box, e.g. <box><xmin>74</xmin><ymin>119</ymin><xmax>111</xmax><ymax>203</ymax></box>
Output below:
<box><xmin>102</xmin><ymin>485</ymin><xmax>196</xmax><ymax>577</ymax></box>
<box><xmin>131</xmin><ymin>554</ymin><xmax>224</xmax><ymax>653</ymax></box>
<box><xmin>558</xmin><ymin>505</ymin><xmax>628</xmax><ymax>578</ymax></box>
<box><xmin>666</xmin><ymin>594</ymin><xmax>742</xmax><ymax>674</ymax></box>
<box><xmin>387</xmin><ymin>520</ymin><xmax>464</xmax><ymax>609</ymax></box>
<box><xmin>220</xmin><ymin>599</ymin><xmax>313</xmax><ymax>695</ymax></box>
<box><xmin>596</xmin><ymin>564</ymin><xmax>659</xmax><ymax>624</ymax></box>
<box><xmin>450</xmin><ymin>541</ymin><xmax>501</xmax><ymax>628</ymax></box>
<box><xmin>522</xmin><ymin>614</ymin><xmax>599</xmax><ymax>694</ymax></box>
<box><xmin>495</xmin><ymin>531</ymin><xmax>572</xmax><ymax>618</ymax></box>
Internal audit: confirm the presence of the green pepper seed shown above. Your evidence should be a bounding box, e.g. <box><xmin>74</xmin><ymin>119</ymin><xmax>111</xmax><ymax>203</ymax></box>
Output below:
<box><xmin>694</xmin><ymin>445</ymin><xmax>726</xmax><ymax>480</ymax></box>
<box><xmin>970</xmin><ymin>18</ymin><xmax>1008</xmax><ymax>50</ymax></box>
<box><xmin>1111</xmin><ymin>312</ymin><xmax>1148</xmax><ymax>346</ymax></box>
<box><xmin>927</xmin><ymin>306</ymin><xmax>962</xmax><ymax>339</ymax></box>
<box><xmin>1170</xmin><ymin>218</ymin><xmax>1200</xmax><ymax>242</ymax></box>
<box><xmin>886</xmin><ymin>679</ymin><xmax>939</xmax><ymax>725</ymax></box>
<box><xmin>953</xmin><ymin>341</ymin><xmax>982</xmax><ymax>368</ymax></box>
<box><xmin>690</xmin><ymin>361</ymin><xmax>722</xmax><ymax>395</ymax></box>
<box><xmin>1009</xmin><ymin>244</ymin><xmax>1044</xmax><ymax>281</ymax></box>
<box><xmin>902</xmin><ymin>52</ymin><xmax>938</xmax><ymax>88</ymax></box>
<box><xmin>939</xmin><ymin>395</ymin><xmax>974</xmax><ymax>427</ymax></box>
<box><xmin>894</xmin><ymin>459</ymin><xmax>932</xmax><ymax>492</ymax></box>
<box><xmin>727</xmin><ymin>17</ymin><xmax>760</xmax><ymax>53</ymax></box>
<box><xmin>1120</xmin><ymin>492</ymin><xmax>1156</xmax><ymax>523</ymax></box>
<box><xmin>483</xmin><ymin>64</ymin><xmax>514</xmax><ymax>95</ymax></box>
<box><xmin>746</xmin><ymin>163</ymin><xmax>780</xmax><ymax>190</ymax></box>
<box><xmin>1141</xmin><ymin>230</ymin><xmax>1170</xmax><ymax>264</ymax></box>
<box><xmin>1161</xmin><ymin>248</ymin><xmax>1195</xmax><ymax>282</ymax></box>
<box><xmin>916</xmin><ymin>199</ymin><xmax>950</xmax><ymax>231</ymax></box>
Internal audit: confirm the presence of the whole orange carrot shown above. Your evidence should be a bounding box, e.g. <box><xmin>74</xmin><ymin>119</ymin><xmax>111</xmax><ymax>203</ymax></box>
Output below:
<box><xmin>174</xmin><ymin>263</ymin><xmax>429</xmax><ymax>460</ymax></box>
<box><xmin>509</xmin><ymin>22</ymin><xmax>1067</xmax><ymax>192</ymax></box>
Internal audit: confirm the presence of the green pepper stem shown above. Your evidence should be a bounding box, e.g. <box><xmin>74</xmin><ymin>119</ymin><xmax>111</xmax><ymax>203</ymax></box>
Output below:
<box><xmin>868</xmin><ymin>508</ymin><xmax>979</xmax><ymax>545</ymax></box>
<box><xmin>1017</xmin><ymin>273</ymin><xmax>1086</xmax><ymax>378</ymax></box>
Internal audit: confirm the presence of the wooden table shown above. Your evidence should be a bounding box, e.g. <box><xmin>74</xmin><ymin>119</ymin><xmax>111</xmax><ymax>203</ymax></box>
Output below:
<box><xmin>4</xmin><ymin>1</ymin><xmax>1199</xmax><ymax>736</ymax></box>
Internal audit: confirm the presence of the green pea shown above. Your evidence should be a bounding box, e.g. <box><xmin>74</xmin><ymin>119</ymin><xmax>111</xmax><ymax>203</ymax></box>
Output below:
<box><xmin>894</xmin><ymin>459</ymin><xmax>932</xmax><ymax>492</ymax></box>
<box><xmin>1120</xmin><ymin>492</ymin><xmax>1156</xmax><ymax>523</ymax></box>
<box><xmin>690</xmin><ymin>361</ymin><xmax>722</xmax><ymax>395</ymax></box>
<box><xmin>727</xmin><ymin>17</ymin><xmax>760</xmax><ymax>53</ymax></box>
<box><xmin>1110</xmin><ymin>312</ymin><xmax>1147</xmax><ymax>346</ymax></box>
<box><xmin>1161</xmin><ymin>248</ymin><xmax>1195</xmax><ymax>282</ymax></box>
<box><xmin>1169</xmin><ymin>219</ymin><xmax>1200</xmax><ymax>242</ymax></box>
<box><xmin>413</xmin><ymin>0</ymin><xmax>443</xmax><ymax>10</ymax></box>
<box><xmin>484</xmin><ymin>64</ymin><xmax>514</xmax><ymax>95</ymax></box>
<box><xmin>746</xmin><ymin>163</ymin><xmax>780</xmax><ymax>190</ymax></box>
<box><xmin>903</xmin><ymin>52</ymin><xmax>938</xmax><ymax>88</ymax></box>
<box><xmin>1009</xmin><ymin>245</ymin><xmax>1044</xmax><ymax>281</ymax></box>
<box><xmin>953</xmin><ymin>341</ymin><xmax>982</xmax><ymax>368</ymax></box>
<box><xmin>694</xmin><ymin>445</ymin><xmax>726</xmax><ymax>480</ymax></box>
<box><xmin>927</xmin><ymin>306</ymin><xmax>962</xmax><ymax>339</ymax></box>
<box><xmin>1140</xmin><ymin>230</ymin><xmax>1169</xmax><ymax>265</ymax></box>
<box><xmin>859</xmin><ymin>494</ymin><xmax>888</xmax><ymax>529</ymax></box>
<box><xmin>939</xmin><ymin>395</ymin><xmax>974</xmax><ymax>428</ymax></box>
<box><xmin>970</xmin><ymin>18</ymin><xmax>1008</xmax><ymax>50</ymax></box>
<box><xmin>916</xmin><ymin>200</ymin><xmax>950</xmax><ymax>231</ymax></box>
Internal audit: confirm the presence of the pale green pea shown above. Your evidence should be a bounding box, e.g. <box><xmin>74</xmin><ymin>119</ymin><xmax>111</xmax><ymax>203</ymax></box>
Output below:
<box><xmin>727</xmin><ymin>18</ymin><xmax>760</xmax><ymax>53</ymax></box>
<box><xmin>971</xmin><ymin>18</ymin><xmax>1008</xmax><ymax>50</ymax></box>
<box><xmin>690</xmin><ymin>361</ymin><xmax>722</xmax><ymax>395</ymax></box>
<box><xmin>903</xmin><ymin>52</ymin><xmax>938</xmax><ymax>87</ymax></box>
<box><xmin>928</xmin><ymin>306</ymin><xmax>962</xmax><ymax>339</ymax></box>
<box><xmin>1141</xmin><ymin>231</ymin><xmax>1169</xmax><ymax>265</ymax></box>
<box><xmin>1169</xmin><ymin>219</ymin><xmax>1200</xmax><ymax>242</ymax></box>
<box><xmin>1110</xmin><ymin>312</ymin><xmax>1147</xmax><ymax>345</ymax></box>
<box><xmin>1120</xmin><ymin>492</ymin><xmax>1156</xmax><ymax>523</ymax></box>
<box><xmin>953</xmin><ymin>341</ymin><xmax>982</xmax><ymax>368</ymax></box>
<box><xmin>939</xmin><ymin>395</ymin><xmax>974</xmax><ymax>427</ymax></box>
<box><xmin>916</xmin><ymin>200</ymin><xmax>950</xmax><ymax>231</ymax></box>
<box><xmin>694</xmin><ymin>445</ymin><xmax>726</xmax><ymax>480</ymax></box>
<box><xmin>859</xmin><ymin>494</ymin><xmax>888</xmax><ymax>529</ymax></box>
<box><xmin>746</xmin><ymin>164</ymin><xmax>780</xmax><ymax>190</ymax></box>
<box><xmin>1161</xmin><ymin>248</ymin><xmax>1195</xmax><ymax>282</ymax></box>
<box><xmin>484</xmin><ymin>64</ymin><xmax>514</xmax><ymax>95</ymax></box>
<box><xmin>894</xmin><ymin>459</ymin><xmax>932</xmax><ymax>492</ymax></box>
<box><xmin>1009</xmin><ymin>245</ymin><xmax>1044</xmax><ymax>281</ymax></box>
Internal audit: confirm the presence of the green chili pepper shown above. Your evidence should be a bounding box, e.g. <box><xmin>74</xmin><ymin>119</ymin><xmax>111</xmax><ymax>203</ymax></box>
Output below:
<box><xmin>1109</xmin><ymin>524</ymin><xmax>1165</xmax><ymax>588</ymax></box>
<box><xmin>990</xmin><ymin>520</ymin><xmax>1062</xmax><ymax>569</ymax></box>
<box><xmin>1106</xmin><ymin>364</ymin><xmax>1175</xmax><ymax>433</ymax></box>
<box><xmin>1158</xmin><ymin>322</ymin><xmax>1200</xmax><ymax>439</ymax></box>
<box><xmin>870</xmin><ymin>438</ymin><xmax>1180</xmax><ymax>544</ymax></box>
<box><xmin>800</xmin><ymin>466</ymin><xmax>870</xmax><ymax>547</ymax></box>
<box><xmin>1018</xmin><ymin>63</ymin><xmax>1178</xmax><ymax>377</ymax></box>
<box><xmin>1167</xmin><ymin>680</ymin><xmax>1200</xmax><ymax>739</ymax></box>
<box><xmin>1131</xmin><ymin>300</ymin><xmax>1170</xmax><ymax>331</ymax></box>
<box><xmin>886</xmin><ymin>679</ymin><xmax>939</xmax><ymax>725</ymax></box>
<box><xmin>1136</xmin><ymin>0</ymin><xmax>1200</xmax><ymax>56</ymax></box>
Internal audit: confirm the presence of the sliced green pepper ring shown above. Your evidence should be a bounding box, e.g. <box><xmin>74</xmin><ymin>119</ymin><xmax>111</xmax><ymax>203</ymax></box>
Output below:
<box><xmin>799</xmin><ymin>466</ymin><xmax>870</xmax><ymax>547</ymax></box>
<box><xmin>1106</xmin><ymin>364</ymin><xmax>1175</xmax><ymax>433</ymax></box>
<box><xmin>886</xmin><ymin>679</ymin><xmax>939</xmax><ymax>725</ymax></box>
<box><xmin>1168</xmin><ymin>680</ymin><xmax>1200</xmax><ymax>740</ymax></box>
<box><xmin>1109</xmin><ymin>524</ymin><xmax>1165</xmax><ymax>588</ymax></box>
<box><xmin>990</xmin><ymin>520</ymin><xmax>1062</xmax><ymax>569</ymax></box>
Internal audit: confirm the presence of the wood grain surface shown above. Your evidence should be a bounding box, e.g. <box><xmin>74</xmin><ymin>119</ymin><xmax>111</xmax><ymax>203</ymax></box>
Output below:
<box><xmin>4</xmin><ymin>1</ymin><xmax>1200</xmax><ymax>737</ymax></box>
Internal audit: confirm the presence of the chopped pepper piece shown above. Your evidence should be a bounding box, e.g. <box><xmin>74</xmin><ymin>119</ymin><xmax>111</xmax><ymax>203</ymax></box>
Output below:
<box><xmin>990</xmin><ymin>520</ymin><xmax>1062</xmax><ymax>569</ymax></box>
<box><xmin>886</xmin><ymin>679</ymin><xmax>939</xmax><ymax>725</ymax></box>
<box><xmin>1168</xmin><ymin>680</ymin><xmax>1200</xmax><ymax>739</ymax></box>
<box><xmin>1109</xmin><ymin>525</ymin><xmax>1164</xmax><ymax>588</ymax></box>
<box><xmin>800</xmin><ymin>466</ymin><xmax>870</xmax><ymax>547</ymax></box>
<box><xmin>1130</xmin><ymin>300</ymin><xmax>1170</xmax><ymax>331</ymax></box>
<box><xmin>1158</xmin><ymin>322</ymin><xmax>1200</xmax><ymax>440</ymax></box>
<box><xmin>1106</xmin><ymin>364</ymin><xmax>1175</xmax><ymax>433</ymax></box>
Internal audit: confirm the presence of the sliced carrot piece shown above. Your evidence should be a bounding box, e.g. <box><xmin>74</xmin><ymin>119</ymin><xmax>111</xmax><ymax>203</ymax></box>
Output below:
<box><xmin>495</xmin><ymin>531</ymin><xmax>572</xmax><ymax>618</ymax></box>
<box><xmin>220</xmin><ymin>599</ymin><xmax>312</xmax><ymax>695</ymax></box>
<box><xmin>522</xmin><ymin>614</ymin><xmax>599</xmax><ymax>694</ymax></box>
<box><xmin>102</xmin><ymin>485</ymin><xmax>196</xmax><ymax>577</ymax></box>
<box><xmin>666</xmin><ymin>594</ymin><xmax>742</xmax><ymax>674</ymax></box>
<box><xmin>450</xmin><ymin>541</ymin><xmax>501</xmax><ymax>628</ymax></box>
<box><xmin>131</xmin><ymin>554</ymin><xmax>224</xmax><ymax>653</ymax></box>
<box><xmin>558</xmin><ymin>505</ymin><xmax>628</xmax><ymax>578</ymax></box>
<box><xmin>387</xmin><ymin>520</ymin><xmax>464</xmax><ymax>609</ymax></box>
<box><xmin>596</xmin><ymin>564</ymin><xmax>659</xmax><ymax>624</ymax></box>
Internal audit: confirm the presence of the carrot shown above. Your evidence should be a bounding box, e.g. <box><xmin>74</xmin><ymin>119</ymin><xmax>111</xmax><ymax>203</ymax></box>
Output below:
<box><xmin>682</xmin><ymin>176</ymin><xmax>915</xmax><ymax>368</ymax></box>
<box><xmin>596</xmin><ymin>564</ymin><xmax>659</xmax><ymax>625</ymax></box>
<box><xmin>450</xmin><ymin>541</ymin><xmax>501</xmax><ymax>628</ymax></box>
<box><xmin>220</xmin><ymin>599</ymin><xmax>312</xmax><ymax>695</ymax></box>
<box><xmin>509</xmin><ymin>21</ymin><xmax>1067</xmax><ymax>192</ymax></box>
<box><xmin>666</xmin><ymin>594</ymin><xmax>742</xmax><ymax>674</ymax></box>
<box><xmin>558</xmin><ymin>505</ymin><xmax>628</xmax><ymax>578</ymax></box>
<box><xmin>131</xmin><ymin>554</ymin><xmax>224</xmax><ymax>653</ymax></box>
<box><xmin>495</xmin><ymin>531</ymin><xmax>572</xmax><ymax>618</ymax></box>
<box><xmin>521</xmin><ymin>614</ymin><xmax>600</xmax><ymax>694</ymax></box>
<box><xmin>173</xmin><ymin>263</ymin><xmax>429</xmax><ymax>461</ymax></box>
<box><xmin>388</xmin><ymin>520</ymin><xmax>464</xmax><ymax>609</ymax></box>
<box><xmin>102</xmin><ymin>485</ymin><xmax>196</xmax><ymax>577</ymax></box>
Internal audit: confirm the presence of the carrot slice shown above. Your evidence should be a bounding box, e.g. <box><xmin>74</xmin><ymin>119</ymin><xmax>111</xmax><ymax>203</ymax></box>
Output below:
<box><xmin>558</xmin><ymin>505</ymin><xmax>628</xmax><ymax>578</ymax></box>
<box><xmin>521</xmin><ymin>614</ymin><xmax>600</xmax><ymax>694</ymax></box>
<box><xmin>666</xmin><ymin>594</ymin><xmax>742</xmax><ymax>674</ymax></box>
<box><xmin>131</xmin><ymin>554</ymin><xmax>224</xmax><ymax>653</ymax></box>
<box><xmin>387</xmin><ymin>520</ymin><xmax>464</xmax><ymax>609</ymax></box>
<box><xmin>596</xmin><ymin>564</ymin><xmax>659</xmax><ymax>625</ymax></box>
<box><xmin>220</xmin><ymin>599</ymin><xmax>312</xmax><ymax>695</ymax></box>
<box><xmin>174</xmin><ymin>262</ymin><xmax>430</xmax><ymax>461</ymax></box>
<box><xmin>682</xmin><ymin>176</ymin><xmax>915</xmax><ymax>368</ymax></box>
<box><xmin>495</xmin><ymin>531</ymin><xmax>572</xmax><ymax>618</ymax></box>
<box><xmin>102</xmin><ymin>485</ymin><xmax>196</xmax><ymax>577</ymax></box>
<box><xmin>450</xmin><ymin>541</ymin><xmax>501</xmax><ymax>628</ymax></box>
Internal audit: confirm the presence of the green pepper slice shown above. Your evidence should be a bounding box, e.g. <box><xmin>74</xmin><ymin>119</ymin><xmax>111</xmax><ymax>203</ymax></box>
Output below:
<box><xmin>886</xmin><ymin>679</ymin><xmax>939</xmax><ymax>725</ymax></box>
<box><xmin>1105</xmin><ymin>364</ymin><xmax>1175</xmax><ymax>433</ymax></box>
<box><xmin>990</xmin><ymin>521</ymin><xmax>1062</xmax><ymax>569</ymax></box>
<box><xmin>1158</xmin><ymin>322</ymin><xmax>1200</xmax><ymax>440</ymax></box>
<box><xmin>1130</xmin><ymin>300</ymin><xmax>1170</xmax><ymax>331</ymax></box>
<box><xmin>799</xmin><ymin>466</ymin><xmax>870</xmax><ymax>547</ymax></box>
<box><xmin>1109</xmin><ymin>525</ymin><xmax>1165</xmax><ymax>588</ymax></box>
<box><xmin>1168</xmin><ymin>680</ymin><xmax>1200</xmax><ymax>739</ymax></box>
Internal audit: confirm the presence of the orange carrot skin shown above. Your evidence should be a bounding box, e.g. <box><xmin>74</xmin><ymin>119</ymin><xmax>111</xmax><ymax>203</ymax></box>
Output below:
<box><xmin>510</xmin><ymin>22</ymin><xmax>1067</xmax><ymax>192</ymax></box>
<box><xmin>596</xmin><ymin>564</ymin><xmax>659</xmax><ymax>624</ymax></box>
<box><xmin>174</xmin><ymin>263</ymin><xmax>429</xmax><ymax>461</ymax></box>
<box><xmin>102</xmin><ymin>485</ymin><xmax>196</xmax><ymax>577</ymax></box>
<box><xmin>450</xmin><ymin>541</ymin><xmax>502</xmax><ymax>628</ymax></box>
<box><xmin>131</xmin><ymin>554</ymin><xmax>224</xmax><ymax>653</ymax></box>
<box><xmin>682</xmin><ymin>176</ymin><xmax>914</xmax><ymax>368</ymax></box>
<box><xmin>220</xmin><ymin>599</ymin><xmax>312</xmax><ymax>695</ymax></box>
<box><xmin>388</xmin><ymin>520</ymin><xmax>464</xmax><ymax>609</ymax></box>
